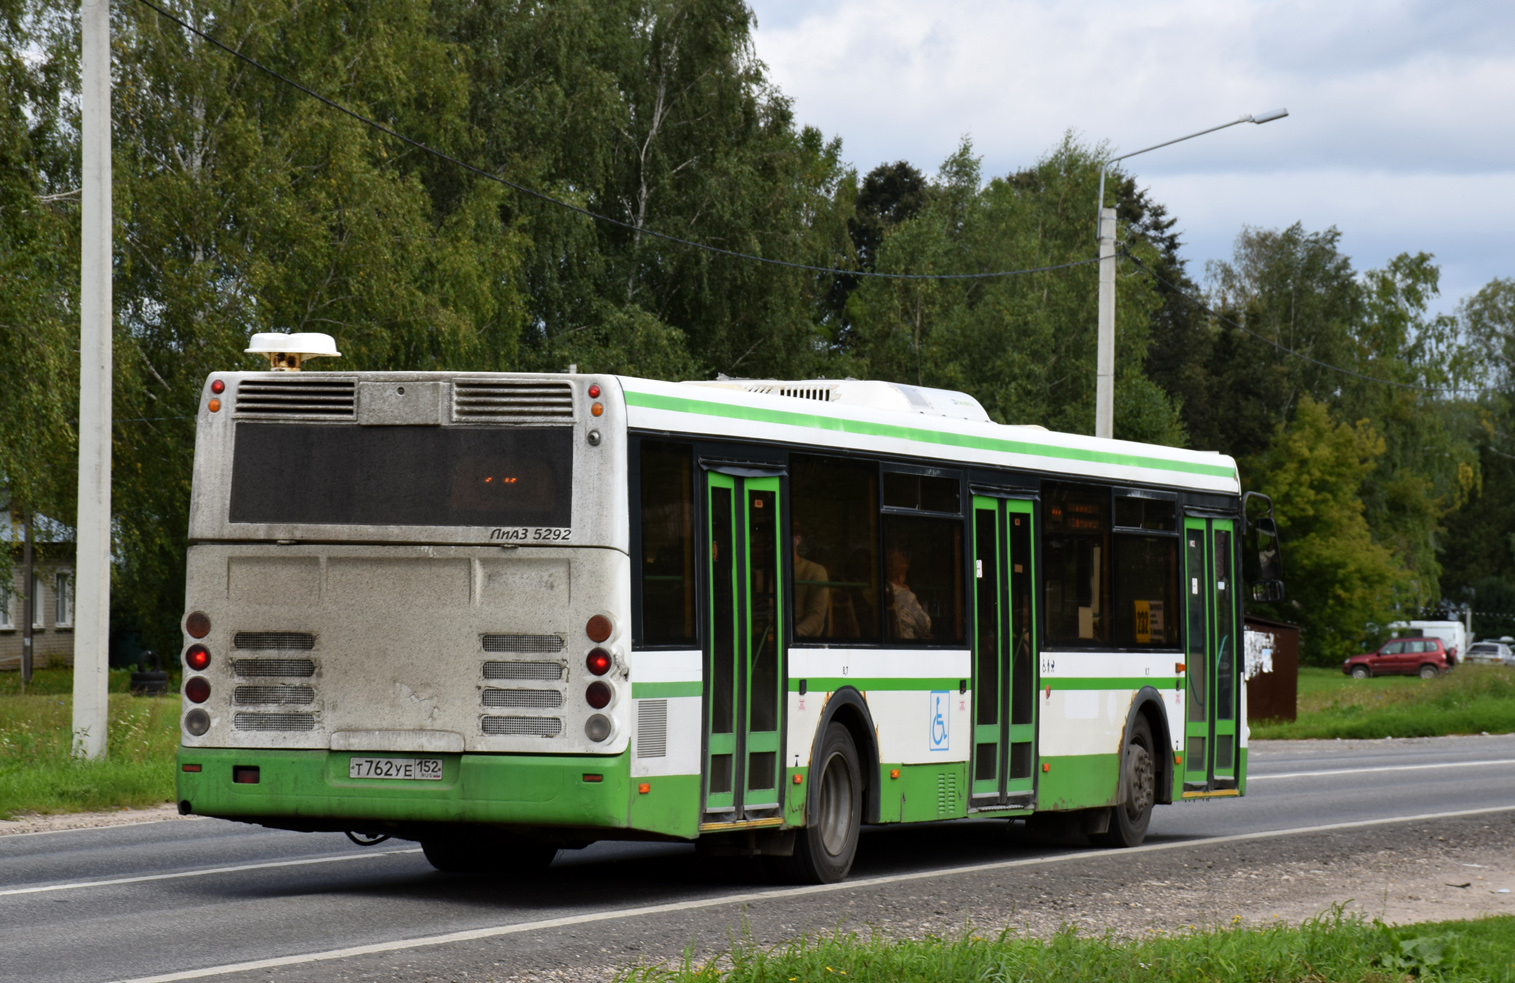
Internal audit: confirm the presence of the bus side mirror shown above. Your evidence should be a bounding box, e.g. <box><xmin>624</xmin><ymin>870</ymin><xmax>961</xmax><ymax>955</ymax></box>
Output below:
<box><xmin>1242</xmin><ymin>494</ymin><xmax>1286</xmax><ymax>603</ymax></box>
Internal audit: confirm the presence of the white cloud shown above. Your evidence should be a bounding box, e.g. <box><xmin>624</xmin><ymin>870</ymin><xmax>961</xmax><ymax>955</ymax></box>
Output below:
<box><xmin>746</xmin><ymin>0</ymin><xmax>1515</xmax><ymax>308</ymax></box>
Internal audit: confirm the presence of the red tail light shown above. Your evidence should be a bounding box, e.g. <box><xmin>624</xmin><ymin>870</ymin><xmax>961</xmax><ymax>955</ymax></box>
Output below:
<box><xmin>185</xmin><ymin>645</ymin><xmax>211</xmax><ymax>672</ymax></box>
<box><xmin>585</xmin><ymin>681</ymin><xmax>611</xmax><ymax>709</ymax></box>
<box><xmin>185</xmin><ymin>677</ymin><xmax>211</xmax><ymax>704</ymax></box>
<box><xmin>586</xmin><ymin>649</ymin><xmax>611</xmax><ymax>676</ymax></box>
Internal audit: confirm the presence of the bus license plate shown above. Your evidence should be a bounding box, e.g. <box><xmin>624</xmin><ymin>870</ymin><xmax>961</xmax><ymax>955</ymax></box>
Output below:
<box><xmin>348</xmin><ymin>757</ymin><xmax>443</xmax><ymax>781</ymax></box>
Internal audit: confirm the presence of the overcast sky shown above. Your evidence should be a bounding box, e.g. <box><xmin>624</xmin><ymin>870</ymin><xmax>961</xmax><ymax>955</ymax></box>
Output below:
<box><xmin>744</xmin><ymin>0</ymin><xmax>1513</xmax><ymax>314</ymax></box>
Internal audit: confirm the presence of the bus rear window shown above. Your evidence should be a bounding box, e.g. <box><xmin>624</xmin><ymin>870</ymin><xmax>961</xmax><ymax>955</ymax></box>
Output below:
<box><xmin>229</xmin><ymin>424</ymin><xmax>572</xmax><ymax>527</ymax></box>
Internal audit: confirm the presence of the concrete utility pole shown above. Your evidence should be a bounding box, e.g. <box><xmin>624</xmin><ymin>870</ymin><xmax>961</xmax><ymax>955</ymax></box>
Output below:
<box><xmin>21</xmin><ymin>511</ymin><xmax>34</xmax><ymax>691</ymax></box>
<box><xmin>73</xmin><ymin>0</ymin><xmax>112</xmax><ymax>760</ymax></box>
<box><xmin>1093</xmin><ymin>109</ymin><xmax>1288</xmax><ymax>441</ymax></box>
<box><xmin>1094</xmin><ymin>208</ymin><xmax>1118</xmax><ymax>441</ymax></box>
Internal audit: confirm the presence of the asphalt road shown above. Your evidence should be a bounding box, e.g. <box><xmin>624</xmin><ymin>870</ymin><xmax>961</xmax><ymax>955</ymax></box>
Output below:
<box><xmin>3</xmin><ymin>734</ymin><xmax>1512</xmax><ymax>983</ymax></box>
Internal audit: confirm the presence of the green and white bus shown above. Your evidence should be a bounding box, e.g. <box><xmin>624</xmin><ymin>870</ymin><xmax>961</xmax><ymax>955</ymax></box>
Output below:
<box><xmin>176</xmin><ymin>341</ymin><xmax>1283</xmax><ymax>883</ymax></box>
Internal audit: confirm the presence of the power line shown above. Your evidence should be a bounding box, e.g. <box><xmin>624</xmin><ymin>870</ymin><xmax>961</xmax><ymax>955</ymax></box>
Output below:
<box><xmin>132</xmin><ymin>0</ymin><xmax>1101</xmax><ymax>283</ymax></box>
<box><xmin>1121</xmin><ymin>247</ymin><xmax>1508</xmax><ymax>398</ymax></box>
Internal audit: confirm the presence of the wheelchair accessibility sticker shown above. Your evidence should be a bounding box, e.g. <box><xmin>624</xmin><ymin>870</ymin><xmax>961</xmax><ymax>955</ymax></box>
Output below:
<box><xmin>928</xmin><ymin>690</ymin><xmax>950</xmax><ymax>751</ymax></box>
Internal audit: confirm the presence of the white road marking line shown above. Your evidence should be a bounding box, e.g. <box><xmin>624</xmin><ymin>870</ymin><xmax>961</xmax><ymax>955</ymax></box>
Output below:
<box><xmin>0</xmin><ymin>848</ymin><xmax>423</xmax><ymax>897</ymax></box>
<box><xmin>1250</xmin><ymin>759</ymin><xmax>1515</xmax><ymax>780</ymax></box>
<box><xmin>103</xmin><ymin>803</ymin><xmax>1515</xmax><ymax>983</ymax></box>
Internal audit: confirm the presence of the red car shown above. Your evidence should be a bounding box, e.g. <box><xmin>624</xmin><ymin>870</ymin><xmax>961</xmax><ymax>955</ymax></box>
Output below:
<box><xmin>1342</xmin><ymin>638</ymin><xmax>1450</xmax><ymax>679</ymax></box>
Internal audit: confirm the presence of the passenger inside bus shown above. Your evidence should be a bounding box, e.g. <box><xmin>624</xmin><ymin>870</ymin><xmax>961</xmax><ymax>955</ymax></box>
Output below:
<box><xmin>792</xmin><ymin>520</ymin><xmax>831</xmax><ymax>637</ymax></box>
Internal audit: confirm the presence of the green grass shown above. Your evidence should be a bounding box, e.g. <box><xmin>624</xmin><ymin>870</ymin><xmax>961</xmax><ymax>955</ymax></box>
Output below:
<box><xmin>0</xmin><ymin>669</ymin><xmax>181</xmax><ymax>818</ymax></box>
<box><xmin>1252</xmin><ymin>665</ymin><xmax>1515</xmax><ymax>740</ymax></box>
<box><xmin>617</xmin><ymin>912</ymin><xmax>1515</xmax><ymax>983</ymax></box>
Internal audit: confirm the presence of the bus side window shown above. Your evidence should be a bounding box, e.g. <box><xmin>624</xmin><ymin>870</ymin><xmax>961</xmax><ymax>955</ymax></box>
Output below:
<box><xmin>1112</xmin><ymin>495</ymin><xmax>1180</xmax><ymax>648</ymax></box>
<box><xmin>1043</xmin><ymin>482</ymin><xmax>1111</xmax><ymax>646</ymax></box>
<box><xmin>639</xmin><ymin>442</ymin><xmax>696</xmax><ymax>646</ymax></box>
<box><xmin>791</xmin><ymin>455</ymin><xmax>880</xmax><ymax>643</ymax></box>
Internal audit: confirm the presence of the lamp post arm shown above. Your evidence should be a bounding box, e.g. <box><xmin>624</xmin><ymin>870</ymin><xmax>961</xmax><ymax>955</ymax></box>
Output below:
<box><xmin>1096</xmin><ymin>111</ymin><xmax>1285</xmax><ymax>237</ymax></box>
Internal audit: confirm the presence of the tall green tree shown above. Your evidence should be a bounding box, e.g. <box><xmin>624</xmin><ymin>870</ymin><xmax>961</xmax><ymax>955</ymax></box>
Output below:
<box><xmin>0</xmin><ymin>1</ymin><xmax>79</xmax><ymax>572</ymax></box>
<box><xmin>846</xmin><ymin>134</ymin><xmax>1186</xmax><ymax>444</ymax></box>
<box><xmin>1250</xmin><ymin>397</ymin><xmax>1412</xmax><ymax>663</ymax></box>
<box><xmin>37</xmin><ymin>0</ymin><xmax>525</xmax><ymax>651</ymax></box>
<box><xmin>438</xmin><ymin>0</ymin><xmax>852</xmax><ymax>379</ymax></box>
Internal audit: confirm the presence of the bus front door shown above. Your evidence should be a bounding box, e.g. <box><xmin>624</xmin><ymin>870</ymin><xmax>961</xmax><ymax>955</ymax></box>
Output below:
<box><xmin>702</xmin><ymin>472</ymin><xmax>785</xmax><ymax>826</ymax></box>
<box><xmin>1182</xmin><ymin>516</ymin><xmax>1240</xmax><ymax>793</ymax></box>
<box><xmin>970</xmin><ymin>497</ymin><xmax>1038</xmax><ymax>809</ymax></box>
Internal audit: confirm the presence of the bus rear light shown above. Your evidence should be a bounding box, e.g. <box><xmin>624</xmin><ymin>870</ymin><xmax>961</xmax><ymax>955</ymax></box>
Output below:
<box><xmin>591</xmin><ymin>402</ymin><xmax>604</xmax><ymax>417</ymax></box>
<box><xmin>585</xmin><ymin>681</ymin><xmax>611</xmax><ymax>709</ymax></box>
<box><xmin>586</xmin><ymin>615</ymin><xmax>612</xmax><ymax>642</ymax></box>
<box><xmin>184</xmin><ymin>709</ymin><xmax>210</xmax><ymax>736</ymax></box>
<box><xmin>210</xmin><ymin>379</ymin><xmax>226</xmax><ymax>394</ymax></box>
<box><xmin>186</xmin><ymin>611</ymin><xmax>211</xmax><ymax>639</ymax></box>
<box><xmin>182</xmin><ymin>763</ymin><xmax>202</xmax><ymax>773</ymax></box>
<box><xmin>582</xmin><ymin>773</ymin><xmax>603</xmax><ymax>783</ymax></box>
<box><xmin>208</xmin><ymin>398</ymin><xmax>222</xmax><ymax>413</ymax></box>
<box><xmin>586</xmin><ymin>649</ymin><xmax>612</xmax><ymax>676</ymax></box>
<box><xmin>185</xmin><ymin>677</ymin><xmax>211</xmax><ymax>704</ymax></box>
<box><xmin>185</xmin><ymin>645</ymin><xmax>211</xmax><ymax>672</ymax></box>
<box><xmin>233</xmin><ymin>766</ymin><xmax>260</xmax><ymax>784</ymax></box>
<box><xmin>587</xmin><ymin>384</ymin><xmax>601</xmax><ymax>398</ymax></box>
<box><xmin>638</xmin><ymin>782</ymin><xmax>650</xmax><ymax>794</ymax></box>
<box><xmin>584</xmin><ymin>714</ymin><xmax>611</xmax><ymax>742</ymax></box>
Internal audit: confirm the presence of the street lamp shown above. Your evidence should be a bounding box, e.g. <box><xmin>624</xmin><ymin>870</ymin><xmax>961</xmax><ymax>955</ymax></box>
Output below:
<box><xmin>1093</xmin><ymin>109</ymin><xmax>1288</xmax><ymax>441</ymax></box>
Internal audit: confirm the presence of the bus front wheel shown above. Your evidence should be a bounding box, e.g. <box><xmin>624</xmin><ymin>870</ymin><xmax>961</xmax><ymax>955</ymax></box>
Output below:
<box><xmin>781</xmin><ymin>723</ymin><xmax>862</xmax><ymax>884</ymax></box>
<box><xmin>1092</xmin><ymin>716</ymin><xmax>1155</xmax><ymax>849</ymax></box>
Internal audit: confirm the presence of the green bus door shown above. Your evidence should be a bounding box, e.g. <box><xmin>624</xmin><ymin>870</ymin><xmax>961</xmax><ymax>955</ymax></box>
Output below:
<box><xmin>1182</xmin><ymin>516</ymin><xmax>1240</xmax><ymax>791</ymax></box>
<box><xmin>970</xmin><ymin>497</ymin><xmax>1038</xmax><ymax>807</ymax></box>
<box><xmin>703</xmin><ymin>472</ymin><xmax>785</xmax><ymax>825</ymax></box>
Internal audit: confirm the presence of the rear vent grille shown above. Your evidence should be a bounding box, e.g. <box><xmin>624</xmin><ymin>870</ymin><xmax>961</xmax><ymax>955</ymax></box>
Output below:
<box><xmin>481</xmin><ymin>715</ymin><xmax>563</xmax><ymax>737</ymax></box>
<box><xmin>234</xmin><ymin>712</ymin><xmax>316</xmax><ymax>732</ymax></box>
<box><xmin>234</xmin><ymin>685</ymin><xmax>316</xmax><ymax>706</ymax></box>
<box><xmin>483</xmin><ymin>661</ymin><xmax>563</xmax><ymax>681</ymax></box>
<box><xmin>234</xmin><ymin>632</ymin><xmax>315</xmax><ymax>651</ymax></box>
<box><xmin>232</xmin><ymin>659</ymin><xmax>316</xmax><ymax>678</ymax></box>
<box><xmin>235</xmin><ymin>379</ymin><xmax>356</xmax><ymax>419</ymax></box>
<box><xmin>453</xmin><ymin>380</ymin><xmax>575</xmax><ymax>422</ymax></box>
<box><xmin>637</xmin><ymin>699</ymin><xmax>668</xmax><ymax>758</ymax></box>
<box><xmin>482</xmin><ymin>689</ymin><xmax>563</xmax><ymax>709</ymax></box>
<box><xmin>482</xmin><ymin>634</ymin><xmax>564</xmax><ymax>654</ymax></box>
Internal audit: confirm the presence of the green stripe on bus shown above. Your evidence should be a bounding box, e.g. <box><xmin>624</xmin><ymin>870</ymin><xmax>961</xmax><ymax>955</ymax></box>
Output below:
<box><xmin>624</xmin><ymin>391</ymin><xmax>1235</xmax><ymax>480</ymax></box>
<box><xmin>788</xmin><ymin>677</ymin><xmax>963</xmax><ymax>693</ymax></box>
<box><xmin>632</xmin><ymin>681</ymin><xmax>703</xmax><ymax>699</ymax></box>
<box><xmin>1046</xmin><ymin>677</ymin><xmax>1180</xmax><ymax>690</ymax></box>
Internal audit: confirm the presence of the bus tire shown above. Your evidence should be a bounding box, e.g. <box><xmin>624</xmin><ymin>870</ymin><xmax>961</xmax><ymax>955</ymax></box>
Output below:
<box><xmin>781</xmin><ymin>723</ymin><xmax>862</xmax><ymax>884</ymax></box>
<box><xmin>421</xmin><ymin>831</ymin><xmax>558</xmax><ymax>873</ymax></box>
<box><xmin>1351</xmin><ymin>665</ymin><xmax>1371</xmax><ymax>680</ymax></box>
<box><xmin>1092</xmin><ymin>716</ymin><xmax>1155</xmax><ymax>849</ymax></box>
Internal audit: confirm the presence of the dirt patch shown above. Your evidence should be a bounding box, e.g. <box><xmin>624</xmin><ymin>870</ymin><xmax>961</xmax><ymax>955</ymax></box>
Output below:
<box><xmin>0</xmin><ymin>802</ymin><xmax>195</xmax><ymax>836</ymax></box>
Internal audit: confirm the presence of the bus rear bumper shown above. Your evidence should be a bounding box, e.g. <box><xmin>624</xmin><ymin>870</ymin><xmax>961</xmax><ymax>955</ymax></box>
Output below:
<box><xmin>175</xmin><ymin>747</ymin><xmax>634</xmax><ymax>834</ymax></box>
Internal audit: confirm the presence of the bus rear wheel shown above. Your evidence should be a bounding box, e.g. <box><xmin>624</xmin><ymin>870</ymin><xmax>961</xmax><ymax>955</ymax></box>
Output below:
<box><xmin>421</xmin><ymin>830</ymin><xmax>558</xmax><ymax>874</ymax></box>
<box><xmin>1092</xmin><ymin>716</ymin><xmax>1155</xmax><ymax>849</ymax></box>
<box><xmin>779</xmin><ymin>723</ymin><xmax>862</xmax><ymax>884</ymax></box>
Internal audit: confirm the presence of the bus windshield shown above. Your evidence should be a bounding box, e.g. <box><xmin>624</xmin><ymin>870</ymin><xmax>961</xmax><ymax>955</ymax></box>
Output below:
<box><xmin>227</xmin><ymin>423</ymin><xmax>572</xmax><ymax>527</ymax></box>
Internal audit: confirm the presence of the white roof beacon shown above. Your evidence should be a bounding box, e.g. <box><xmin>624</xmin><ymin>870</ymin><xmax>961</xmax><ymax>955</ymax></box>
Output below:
<box><xmin>245</xmin><ymin>331</ymin><xmax>341</xmax><ymax>371</ymax></box>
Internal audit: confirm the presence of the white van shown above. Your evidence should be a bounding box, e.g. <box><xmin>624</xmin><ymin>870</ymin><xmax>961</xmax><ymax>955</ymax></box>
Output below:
<box><xmin>1390</xmin><ymin>620</ymin><xmax>1467</xmax><ymax>666</ymax></box>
